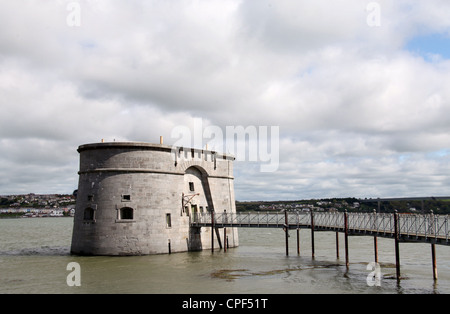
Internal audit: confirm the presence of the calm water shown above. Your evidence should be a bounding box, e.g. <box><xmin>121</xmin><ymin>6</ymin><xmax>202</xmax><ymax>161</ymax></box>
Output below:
<box><xmin>1</xmin><ymin>217</ymin><xmax>450</xmax><ymax>294</ymax></box>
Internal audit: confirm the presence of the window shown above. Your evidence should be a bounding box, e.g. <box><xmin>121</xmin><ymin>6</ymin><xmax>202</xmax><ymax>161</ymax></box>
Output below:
<box><xmin>120</xmin><ymin>207</ymin><xmax>134</xmax><ymax>220</ymax></box>
<box><xmin>87</xmin><ymin>195</ymin><xmax>94</xmax><ymax>201</ymax></box>
<box><xmin>83</xmin><ymin>207</ymin><xmax>95</xmax><ymax>221</ymax></box>
<box><xmin>166</xmin><ymin>213</ymin><xmax>172</xmax><ymax>228</ymax></box>
<box><xmin>122</xmin><ymin>194</ymin><xmax>131</xmax><ymax>201</ymax></box>
<box><xmin>189</xmin><ymin>182</ymin><xmax>195</xmax><ymax>191</ymax></box>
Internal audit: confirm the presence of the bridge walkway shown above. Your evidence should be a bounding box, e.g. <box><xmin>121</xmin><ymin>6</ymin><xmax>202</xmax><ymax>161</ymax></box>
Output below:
<box><xmin>191</xmin><ymin>211</ymin><xmax>448</xmax><ymax>281</ymax></box>
<box><xmin>191</xmin><ymin>211</ymin><xmax>450</xmax><ymax>245</ymax></box>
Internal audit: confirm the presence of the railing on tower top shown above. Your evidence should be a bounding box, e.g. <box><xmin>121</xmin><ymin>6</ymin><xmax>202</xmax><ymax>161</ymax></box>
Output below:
<box><xmin>191</xmin><ymin>211</ymin><xmax>449</xmax><ymax>242</ymax></box>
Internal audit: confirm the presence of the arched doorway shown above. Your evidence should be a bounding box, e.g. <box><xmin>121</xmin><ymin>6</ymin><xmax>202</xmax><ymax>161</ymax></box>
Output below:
<box><xmin>183</xmin><ymin>166</ymin><xmax>216</xmax><ymax>252</ymax></box>
<box><xmin>183</xmin><ymin>166</ymin><xmax>212</xmax><ymax>218</ymax></box>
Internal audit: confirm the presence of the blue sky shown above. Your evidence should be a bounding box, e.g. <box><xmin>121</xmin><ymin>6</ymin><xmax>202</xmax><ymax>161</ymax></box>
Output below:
<box><xmin>406</xmin><ymin>32</ymin><xmax>450</xmax><ymax>61</ymax></box>
<box><xmin>1</xmin><ymin>1</ymin><xmax>450</xmax><ymax>201</ymax></box>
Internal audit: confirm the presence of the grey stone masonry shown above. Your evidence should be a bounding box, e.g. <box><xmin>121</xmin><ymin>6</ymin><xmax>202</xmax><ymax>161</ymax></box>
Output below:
<box><xmin>70</xmin><ymin>142</ymin><xmax>239</xmax><ymax>255</ymax></box>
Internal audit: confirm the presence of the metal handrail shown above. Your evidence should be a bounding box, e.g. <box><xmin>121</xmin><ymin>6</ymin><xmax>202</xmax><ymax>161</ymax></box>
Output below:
<box><xmin>191</xmin><ymin>211</ymin><xmax>450</xmax><ymax>240</ymax></box>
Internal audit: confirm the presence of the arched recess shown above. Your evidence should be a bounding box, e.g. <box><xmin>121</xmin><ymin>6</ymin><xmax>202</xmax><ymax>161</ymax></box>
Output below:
<box><xmin>178</xmin><ymin>159</ymin><xmax>211</xmax><ymax>176</ymax></box>
<box><xmin>183</xmin><ymin>166</ymin><xmax>213</xmax><ymax>217</ymax></box>
<box><xmin>183</xmin><ymin>165</ymin><xmax>216</xmax><ymax>251</ymax></box>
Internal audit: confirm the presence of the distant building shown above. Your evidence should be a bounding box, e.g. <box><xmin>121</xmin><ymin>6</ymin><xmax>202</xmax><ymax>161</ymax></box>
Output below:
<box><xmin>50</xmin><ymin>209</ymin><xmax>63</xmax><ymax>217</ymax></box>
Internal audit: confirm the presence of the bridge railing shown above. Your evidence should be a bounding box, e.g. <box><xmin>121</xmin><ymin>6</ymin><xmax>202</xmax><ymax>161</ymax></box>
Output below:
<box><xmin>347</xmin><ymin>212</ymin><xmax>394</xmax><ymax>234</ymax></box>
<box><xmin>313</xmin><ymin>212</ymin><xmax>343</xmax><ymax>229</ymax></box>
<box><xmin>192</xmin><ymin>212</ymin><xmax>311</xmax><ymax>227</ymax></box>
<box><xmin>398</xmin><ymin>213</ymin><xmax>449</xmax><ymax>240</ymax></box>
<box><xmin>191</xmin><ymin>211</ymin><xmax>450</xmax><ymax>240</ymax></box>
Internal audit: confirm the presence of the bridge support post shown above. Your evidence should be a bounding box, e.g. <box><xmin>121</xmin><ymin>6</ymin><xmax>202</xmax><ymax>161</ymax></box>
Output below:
<box><xmin>224</xmin><ymin>227</ymin><xmax>227</xmax><ymax>252</ymax></box>
<box><xmin>344</xmin><ymin>210</ymin><xmax>349</xmax><ymax>268</ymax></box>
<box><xmin>297</xmin><ymin>229</ymin><xmax>300</xmax><ymax>255</ymax></box>
<box><xmin>374</xmin><ymin>237</ymin><xmax>378</xmax><ymax>263</ymax></box>
<box><xmin>373</xmin><ymin>210</ymin><xmax>378</xmax><ymax>263</ymax></box>
<box><xmin>211</xmin><ymin>211</ymin><xmax>215</xmax><ymax>253</ymax></box>
<box><xmin>310</xmin><ymin>210</ymin><xmax>315</xmax><ymax>259</ymax></box>
<box><xmin>431</xmin><ymin>243</ymin><xmax>437</xmax><ymax>281</ymax></box>
<box><xmin>430</xmin><ymin>210</ymin><xmax>438</xmax><ymax>281</ymax></box>
<box><xmin>394</xmin><ymin>211</ymin><xmax>401</xmax><ymax>282</ymax></box>
<box><xmin>336</xmin><ymin>232</ymin><xmax>339</xmax><ymax>259</ymax></box>
<box><xmin>285</xmin><ymin>211</ymin><xmax>289</xmax><ymax>256</ymax></box>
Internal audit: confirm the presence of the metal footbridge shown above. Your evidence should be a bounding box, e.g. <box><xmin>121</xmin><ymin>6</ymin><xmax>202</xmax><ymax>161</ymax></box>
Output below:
<box><xmin>191</xmin><ymin>210</ymin><xmax>450</xmax><ymax>281</ymax></box>
<box><xmin>191</xmin><ymin>211</ymin><xmax>450</xmax><ymax>245</ymax></box>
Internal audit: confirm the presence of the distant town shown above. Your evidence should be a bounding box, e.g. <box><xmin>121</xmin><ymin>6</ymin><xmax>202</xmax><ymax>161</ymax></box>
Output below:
<box><xmin>236</xmin><ymin>197</ymin><xmax>450</xmax><ymax>214</ymax></box>
<box><xmin>2</xmin><ymin>193</ymin><xmax>450</xmax><ymax>218</ymax></box>
<box><xmin>237</xmin><ymin>199</ymin><xmax>360</xmax><ymax>212</ymax></box>
<box><xmin>0</xmin><ymin>193</ymin><xmax>76</xmax><ymax>218</ymax></box>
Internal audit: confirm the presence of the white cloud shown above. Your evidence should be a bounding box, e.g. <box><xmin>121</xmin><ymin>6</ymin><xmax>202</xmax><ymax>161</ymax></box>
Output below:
<box><xmin>1</xmin><ymin>0</ymin><xmax>450</xmax><ymax>199</ymax></box>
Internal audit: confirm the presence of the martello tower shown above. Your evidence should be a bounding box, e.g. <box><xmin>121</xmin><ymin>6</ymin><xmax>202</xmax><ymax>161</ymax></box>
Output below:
<box><xmin>70</xmin><ymin>141</ymin><xmax>238</xmax><ymax>255</ymax></box>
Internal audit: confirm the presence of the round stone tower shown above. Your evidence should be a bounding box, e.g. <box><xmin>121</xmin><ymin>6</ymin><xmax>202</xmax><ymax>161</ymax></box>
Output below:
<box><xmin>70</xmin><ymin>141</ymin><xmax>238</xmax><ymax>255</ymax></box>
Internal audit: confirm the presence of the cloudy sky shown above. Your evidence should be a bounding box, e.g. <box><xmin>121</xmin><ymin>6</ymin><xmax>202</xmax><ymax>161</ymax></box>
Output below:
<box><xmin>1</xmin><ymin>0</ymin><xmax>450</xmax><ymax>201</ymax></box>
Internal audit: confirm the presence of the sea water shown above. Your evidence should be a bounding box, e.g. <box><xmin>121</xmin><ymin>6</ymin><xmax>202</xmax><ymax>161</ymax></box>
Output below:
<box><xmin>1</xmin><ymin>217</ymin><xmax>449</xmax><ymax>294</ymax></box>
